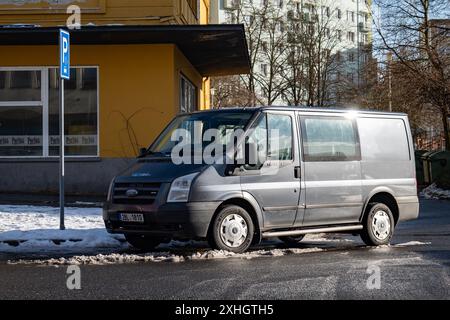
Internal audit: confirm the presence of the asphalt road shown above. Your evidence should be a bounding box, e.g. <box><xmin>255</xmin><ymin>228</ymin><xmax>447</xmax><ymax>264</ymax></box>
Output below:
<box><xmin>0</xmin><ymin>199</ymin><xmax>449</xmax><ymax>300</ymax></box>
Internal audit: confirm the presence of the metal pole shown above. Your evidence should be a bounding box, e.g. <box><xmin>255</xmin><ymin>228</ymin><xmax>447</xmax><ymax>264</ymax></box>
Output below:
<box><xmin>357</xmin><ymin>0</ymin><xmax>360</xmax><ymax>88</ymax></box>
<box><xmin>59</xmin><ymin>76</ymin><xmax>65</xmax><ymax>231</ymax></box>
<box><xmin>387</xmin><ymin>52</ymin><xmax>393</xmax><ymax>112</ymax></box>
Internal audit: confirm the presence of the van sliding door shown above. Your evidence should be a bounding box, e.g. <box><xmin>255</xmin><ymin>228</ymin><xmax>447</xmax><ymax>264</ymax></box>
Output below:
<box><xmin>299</xmin><ymin>115</ymin><xmax>363</xmax><ymax>226</ymax></box>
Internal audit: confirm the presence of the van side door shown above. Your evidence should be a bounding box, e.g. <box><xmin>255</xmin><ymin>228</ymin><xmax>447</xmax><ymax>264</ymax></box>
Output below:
<box><xmin>299</xmin><ymin>114</ymin><xmax>363</xmax><ymax>226</ymax></box>
<box><xmin>240</xmin><ymin>111</ymin><xmax>302</xmax><ymax>228</ymax></box>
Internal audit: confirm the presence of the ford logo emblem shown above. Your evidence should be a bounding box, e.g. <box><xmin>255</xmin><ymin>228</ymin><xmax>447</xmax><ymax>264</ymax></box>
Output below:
<box><xmin>126</xmin><ymin>189</ymin><xmax>139</xmax><ymax>197</ymax></box>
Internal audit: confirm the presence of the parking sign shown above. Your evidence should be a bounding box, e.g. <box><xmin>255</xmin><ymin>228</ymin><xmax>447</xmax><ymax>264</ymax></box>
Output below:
<box><xmin>60</xmin><ymin>29</ymin><xmax>70</xmax><ymax>80</ymax></box>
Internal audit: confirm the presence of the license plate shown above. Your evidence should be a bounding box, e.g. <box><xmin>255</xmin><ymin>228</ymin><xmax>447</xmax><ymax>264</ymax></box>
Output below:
<box><xmin>119</xmin><ymin>213</ymin><xmax>144</xmax><ymax>223</ymax></box>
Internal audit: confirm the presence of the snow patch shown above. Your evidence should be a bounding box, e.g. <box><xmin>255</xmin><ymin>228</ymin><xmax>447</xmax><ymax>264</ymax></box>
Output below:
<box><xmin>393</xmin><ymin>241</ymin><xmax>431</xmax><ymax>247</ymax></box>
<box><xmin>421</xmin><ymin>183</ymin><xmax>450</xmax><ymax>200</ymax></box>
<box><xmin>0</xmin><ymin>205</ymin><xmax>126</xmax><ymax>253</ymax></box>
<box><xmin>9</xmin><ymin>247</ymin><xmax>324</xmax><ymax>266</ymax></box>
<box><xmin>304</xmin><ymin>233</ymin><xmax>354</xmax><ymax>242</ymax></box>
<box><xmin>0</xmin><ymin>205</ymin><xmax>104</xmax><ymax>232</ymax></box>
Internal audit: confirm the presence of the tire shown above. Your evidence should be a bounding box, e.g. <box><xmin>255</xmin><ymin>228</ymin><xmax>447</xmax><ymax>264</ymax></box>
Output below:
<box><xmin>125</xmin><ymin>234</ymin><xmax>165</xmax><ymax>251</ymax></box>
<box><xmin>210</xmin><ymin>205</ymin><xmax>254</xmax><ymax>253</ymax></box>
<box><xmin>360</xmin><ymin>203</ymin><xmax>395</xmax><ymax>246</ymax></box>
<box><xmin>279</xmin><ymin>235</ymin><xmax>305</xmax><ymax>245</ymax></box>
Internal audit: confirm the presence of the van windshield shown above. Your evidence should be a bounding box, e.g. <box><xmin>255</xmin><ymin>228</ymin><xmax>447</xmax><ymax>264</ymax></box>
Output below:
<box><xmin>148</xmin><ymin>110</ymin><xmax>255</xmax><ymax>155</ymax></box>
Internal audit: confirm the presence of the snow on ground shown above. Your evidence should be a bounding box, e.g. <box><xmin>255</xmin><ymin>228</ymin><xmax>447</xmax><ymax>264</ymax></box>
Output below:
<box><xmin>9</xmin><ymin>247</ymin><xmax>325</xmax><ymax>266</ymax></box>
<box><xmin>393</xmin><ymin>241</ymin><xmax>431</xmax><ymax>247</ymax></box>
<box><xmin>0</xmin><ymin>205</ymin><xmax>126</xmax><ymax>253</ymax></box>
<box><xmin>0</xmin><ymin>205</ymin><xmax>104</xmax><ymax>232</ymax></box>
<box><xmin>421</xmin><ymin>184</ymin><xmax>450</xmax><ymax>200</ymax></box>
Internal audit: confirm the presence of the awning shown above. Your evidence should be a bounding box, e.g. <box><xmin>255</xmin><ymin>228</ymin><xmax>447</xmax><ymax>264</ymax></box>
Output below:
<box><xmin>0</xmin><ymin>24</ymin><xmax>251</xmax><ymax>77</ymax></box>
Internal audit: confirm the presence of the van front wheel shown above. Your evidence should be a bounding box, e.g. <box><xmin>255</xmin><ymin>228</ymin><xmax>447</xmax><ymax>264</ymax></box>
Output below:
<box><xmin>210</xmin><ymin>205</ymin><xmax>254</xmax><ymax>253</ymax></box>
<box><xmin>360</xmin><ymin>203</ymin><xmax>395</xmax><ymax>246</ymax></box>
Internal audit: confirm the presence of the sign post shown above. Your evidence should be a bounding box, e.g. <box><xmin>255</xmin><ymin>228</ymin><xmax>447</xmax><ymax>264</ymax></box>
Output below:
<box><xmin>59</xmin><ymin>29</ymin><xmax>70</xmax><ymax>231</ymax></box>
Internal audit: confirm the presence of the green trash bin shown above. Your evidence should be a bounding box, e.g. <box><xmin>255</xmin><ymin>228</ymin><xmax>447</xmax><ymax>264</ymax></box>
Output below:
<box><xmin>415</xmin><ymin>150</ymin><xmax>428</xmax><ymax>186</ymax></box>
<box><xmin>427</xmin><ymin>150</ymin><xmax>450</xmax><ymax>184</ymax></box>
<box><xmin>421</xmin><ymin>150</ymin><xmax>440</xmax><ymax>184</ymax></box>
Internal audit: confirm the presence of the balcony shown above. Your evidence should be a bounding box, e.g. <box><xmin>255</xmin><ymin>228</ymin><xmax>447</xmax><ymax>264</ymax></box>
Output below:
<box><xmin>358</xmin><ymin>22</ymin><xmax>370</xmax><ymax>33</ymax></box>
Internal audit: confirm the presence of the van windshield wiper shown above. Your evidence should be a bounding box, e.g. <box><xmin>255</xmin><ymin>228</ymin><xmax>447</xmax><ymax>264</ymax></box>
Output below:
<box><xmin>144</xmin><ymin>150</ymin><xmax>171</xmax><ymax>157</ymax></box>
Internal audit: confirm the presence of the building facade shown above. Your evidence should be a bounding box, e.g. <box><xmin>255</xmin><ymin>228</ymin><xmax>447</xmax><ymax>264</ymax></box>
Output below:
<box><xmin>0</xmin><ymin>0</ymin><xmax>250</xmax><ymax>196</ymax></box>
<box><xmin>215</xmin><ymin>0</ymin><xmax>373</xmax><ymax>106</ymax></box>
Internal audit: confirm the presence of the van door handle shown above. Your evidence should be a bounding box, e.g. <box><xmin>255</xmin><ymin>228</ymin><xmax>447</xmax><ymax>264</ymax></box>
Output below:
<box><xmin>294</xmin><ymin>166</ymin><xmax>301</xmax><ymax>179</ymax></box>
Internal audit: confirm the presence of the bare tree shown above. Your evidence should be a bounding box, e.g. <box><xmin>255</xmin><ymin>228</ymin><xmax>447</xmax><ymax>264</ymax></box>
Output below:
<box><xmin>282</xmin><ymin>1</ymin><xmax>348</xmax><ymax>107</ymax></box>
<box><xmin>212</xmin><ymin>0</ymin><xmax>364</xmax><ymax>108</ymax></box>
<box><xmin>371</xmin><ymin>0</ymin><xmax>450</xmax><ymax>149</ymax></box>
<box><xmin>254</xmin><ymin>7</ymin><xmax>290</xmax><ymax>105</ymax></box>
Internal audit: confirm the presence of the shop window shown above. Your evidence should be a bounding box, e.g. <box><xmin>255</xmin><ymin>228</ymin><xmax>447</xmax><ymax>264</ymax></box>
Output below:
<box><xmin>48</xmin><ymin>67</ymin><xmax>98</xmax><ymax>156</ymax></box>
<box><xmin>0</xmin><ymin>107</ymin><xmax>43</xmax><ymax>156</ymax></box>
<box><xmin>0</xmin><ymin>70</ymin><xmax>41</xmax><ymax>101</ymax></box>
<box><xmin>0</xmin><ymin>67</ymin><xmax>98</xmax><ymax>158</ymax></box>
<box><xmin>180</xmin><ymin>75</ymin><xmax>197</xmax><ymax>113</ymax></box>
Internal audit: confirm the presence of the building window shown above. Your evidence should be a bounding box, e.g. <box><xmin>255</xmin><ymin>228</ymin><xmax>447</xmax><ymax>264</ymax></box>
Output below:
<box><xmin>261</xmin><ymin>41</ymin><xmax>268</xmax><ymax>52</ymax></box>
<box><xmin>347</xmin><ymin>11</ymin><xmax>355</xmax><ymax>22</ymax></box>
<box><xmin>260</xmin><ymin>64</ymin><xmax>268</xmax><ymax>76</ymax></box>
<box><xmin>347</xmin><ymin>72</ymin><xmax>354</xmax><ymax>82</ymax></box>
<box><xmin>301</xmin><ymin>116</ymin><xmax>360</xmax><ymax>162</ymax></box>
<box><xmin>347</xmin><ymin>31</ymin><xmax>355</xmax><ymax>42</ymax></box>
<box><xmin>180</xmin><ymin>75</ymin><xmax>197</xmax><ymax>113</ymax></box>
<box><xmin>337</xmin><ymin>8</ymin><xmax>342</xmax><ymax>19</ymax></box>
<box><xmin>0</xmin><ymin>67</ymin><xmax>99</xmax><ymax>158</ymax></box>
<box><xmin>244</xmin><ymin>15</ymin><xmax>255</xmax><ymax>25</ymax></box>
<box><xmin>348</xmin><ymin>52</ymin><xmax>355</xmax><ymax>62</ymax></box>
<box><xmin>361</xmin><ymin>33</ymin><xmax>368</xmax><ymax>44</ymax></box>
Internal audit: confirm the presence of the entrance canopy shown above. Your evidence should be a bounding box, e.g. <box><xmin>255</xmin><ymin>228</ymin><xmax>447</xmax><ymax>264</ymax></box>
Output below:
<box><xmin>0</xmin><ymin>24</ymin><xmax>251</xmax><ymax>77</ymax></box>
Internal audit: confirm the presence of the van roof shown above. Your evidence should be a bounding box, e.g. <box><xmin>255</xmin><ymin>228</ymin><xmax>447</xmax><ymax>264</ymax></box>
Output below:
<box><xmin>190</xmin><ymin>106</ymin><xmax>407</xmax><ymax>117</ymax></box>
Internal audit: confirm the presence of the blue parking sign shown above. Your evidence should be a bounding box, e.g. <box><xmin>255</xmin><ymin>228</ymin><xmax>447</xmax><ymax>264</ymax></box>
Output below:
<box><xmin>60</xmin><ymin>29</ymin><xmax>70</xmax><ymax>80</ymax></box>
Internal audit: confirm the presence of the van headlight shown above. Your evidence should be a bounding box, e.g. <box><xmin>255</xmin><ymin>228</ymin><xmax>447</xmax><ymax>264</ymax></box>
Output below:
<box><xmin>167</xmin><ymin>173</ymin><xmax>199</xmax><ymax>203</ymax></box>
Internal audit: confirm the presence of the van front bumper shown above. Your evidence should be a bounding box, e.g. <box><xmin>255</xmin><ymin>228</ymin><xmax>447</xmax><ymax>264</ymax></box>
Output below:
<box><xmin>103</xmin><ymin>201</ymin><xmax>221</xmax><ymax>239</ymax></box>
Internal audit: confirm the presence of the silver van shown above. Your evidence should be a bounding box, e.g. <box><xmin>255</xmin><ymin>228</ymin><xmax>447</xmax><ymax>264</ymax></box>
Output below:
<box><xmin>103</xmin><ymin>107</ymin><xmax>419</xmax><ymax>253</ymax></box>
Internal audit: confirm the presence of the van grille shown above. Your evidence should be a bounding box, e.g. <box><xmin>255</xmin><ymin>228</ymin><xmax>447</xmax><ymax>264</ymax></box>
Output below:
<box><xmin>112</xmin><ymin>182</ymin><xmax>161</xmax><ymax>205</ymax></box>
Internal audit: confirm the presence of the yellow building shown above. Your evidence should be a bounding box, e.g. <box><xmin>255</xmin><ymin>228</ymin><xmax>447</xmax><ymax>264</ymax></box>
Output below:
<box><xmin>0</xmin><ymin>1</ymin><xmax>250</xmax><ymax>195</ymax></box>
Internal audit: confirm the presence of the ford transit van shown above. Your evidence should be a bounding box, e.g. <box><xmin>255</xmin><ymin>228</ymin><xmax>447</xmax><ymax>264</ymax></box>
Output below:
<box><xmin>103</xmin><ymin>107</ymin><xmax>419</xmax><ymax>253</ymax></box>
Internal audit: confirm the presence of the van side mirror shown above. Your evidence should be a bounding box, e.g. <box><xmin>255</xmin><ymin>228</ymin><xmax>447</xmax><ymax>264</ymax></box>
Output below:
<box><xmin>138</xmin><ymin>148</ymin><xmax>147</xmax><ymax>158</ymax></box>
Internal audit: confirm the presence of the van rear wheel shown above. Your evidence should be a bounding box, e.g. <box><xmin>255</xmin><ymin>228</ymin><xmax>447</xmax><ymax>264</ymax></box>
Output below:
<box><xmin>125</xmin><ymin>234</ymin><xmax>165</xmax><ymax>251</ymax></box>
<box><xmin>279</xmin><ymin>235</ymin><xmax>305</xmax><ymax>245</ymax></box>
<box><xmin>360</xmin><ymin>203</ymin><xmax>395</xmax><ymax>246</ymax></box>
<box><xmin>210</xmin><ymin>205</ymin><xmax>254</xmax><ymax>253</ymax></box>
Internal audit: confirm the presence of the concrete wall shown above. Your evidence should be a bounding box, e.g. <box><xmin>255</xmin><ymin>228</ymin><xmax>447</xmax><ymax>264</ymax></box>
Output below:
<box><xmin>0</xmin><ymin>158</ymin><xmax>134</xmax><ymax>196</ymax></box>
